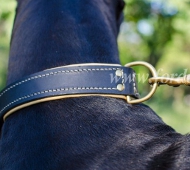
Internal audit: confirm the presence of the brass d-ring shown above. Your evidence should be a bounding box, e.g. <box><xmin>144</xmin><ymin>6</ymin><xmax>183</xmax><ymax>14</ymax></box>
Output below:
<box><xmin>125</xmin><ymin>61</ymin><xmax>158</xmax><ymax>104</ymax></box>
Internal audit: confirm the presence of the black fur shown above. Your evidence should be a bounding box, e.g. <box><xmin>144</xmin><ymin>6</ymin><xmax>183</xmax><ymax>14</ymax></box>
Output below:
<box><xmin>0</xmin><ymin>0</ymin><xmax>190</xmax><ymax>169</ymax></box>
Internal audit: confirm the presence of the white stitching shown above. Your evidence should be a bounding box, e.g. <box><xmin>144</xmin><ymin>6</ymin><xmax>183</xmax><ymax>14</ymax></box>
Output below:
<box><xmin>0</xmin><ymin>87</ymin><xmax>117</xmax><ymax>114</ymax></box>
<box><xmin>132</xmin><ymin>73</ymin><xmax>138</xmax><ymax>96</ymax></box>
<box><xmin>121</xmin><ymin>69</ymin><xmax>125</xmax><ymax>87</ymax></box>
<box><xmin>0</xmin><ymin>68</ymin><xmax>118</xmax><ymax>98</ymax></box>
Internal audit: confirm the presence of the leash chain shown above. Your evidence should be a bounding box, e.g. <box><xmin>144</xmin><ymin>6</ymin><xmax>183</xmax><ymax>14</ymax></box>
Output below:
<box><xmin>125</xmin><ymin>61</ymin><xmax>190</xmax><ymax>104</ymax></box>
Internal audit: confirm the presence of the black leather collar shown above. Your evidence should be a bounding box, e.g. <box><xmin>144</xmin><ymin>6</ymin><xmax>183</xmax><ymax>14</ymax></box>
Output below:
<box><xmin>0</xmin><ymin>63</ymin><xmax>139</xmax><ymax>123</ymax></box>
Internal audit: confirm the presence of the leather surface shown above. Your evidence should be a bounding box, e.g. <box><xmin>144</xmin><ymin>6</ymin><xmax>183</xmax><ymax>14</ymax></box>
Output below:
<box><xmin>0</xmin><ymin>64</ymin><xmax>139</xmax><ymax>122</ymax></box>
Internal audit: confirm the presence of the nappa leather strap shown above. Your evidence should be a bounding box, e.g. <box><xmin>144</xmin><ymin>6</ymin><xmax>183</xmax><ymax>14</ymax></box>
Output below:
<box><xmin>0</xmin><ymin>63</ymin><xmax>139</xmax><ymax>124</ymax></box>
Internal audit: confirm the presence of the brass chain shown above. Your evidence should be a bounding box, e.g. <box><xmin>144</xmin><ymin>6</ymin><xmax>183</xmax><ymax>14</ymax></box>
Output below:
<box><xmin>149</xmin><ymin>75</ymin><xmax>190</xmax><ymax>87</ymax></box>
<box><xmin>125</xmin><ymin>61</ymin><xmax>190</xmax><ymax>104</ymax></box>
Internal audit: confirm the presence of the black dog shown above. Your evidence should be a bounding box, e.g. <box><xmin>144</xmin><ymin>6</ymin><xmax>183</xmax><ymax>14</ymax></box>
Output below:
<box><xmin>0</xmin><ymin>0</ymin><xmax>189</xmax><ymax>169</ymax></box>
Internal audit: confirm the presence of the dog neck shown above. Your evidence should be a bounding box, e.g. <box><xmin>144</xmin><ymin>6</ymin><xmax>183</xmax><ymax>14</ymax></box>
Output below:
<box><xmin>7</xmin><ymin>0</ymin><xmax>124</xmax><ymax>84</ymax></box>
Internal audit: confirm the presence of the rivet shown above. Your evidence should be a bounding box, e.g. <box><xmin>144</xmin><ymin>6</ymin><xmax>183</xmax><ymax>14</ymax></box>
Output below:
<box><xmin>117</xmin><ymin>84</ymin><xmax>125</xmax><ymax>91</ymax></box>
<box><xmin>115</xmin><ymin>69</ymin><xmax>123</xmax><ymax>77</ymax></box>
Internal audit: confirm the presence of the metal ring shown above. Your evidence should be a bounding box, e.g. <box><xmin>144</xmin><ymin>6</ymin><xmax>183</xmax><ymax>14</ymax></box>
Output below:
<box><xmin>125</xmin><ymin>61</ymin><xmax>158</xmax><ymax>104</ymax></box>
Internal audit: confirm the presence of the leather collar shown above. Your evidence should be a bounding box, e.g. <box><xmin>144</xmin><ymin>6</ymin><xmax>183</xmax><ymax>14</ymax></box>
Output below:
<box><xmin>0</xmin><ymin>63</ymin><xmax>139</xmax><ymax>124</ymax></box>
